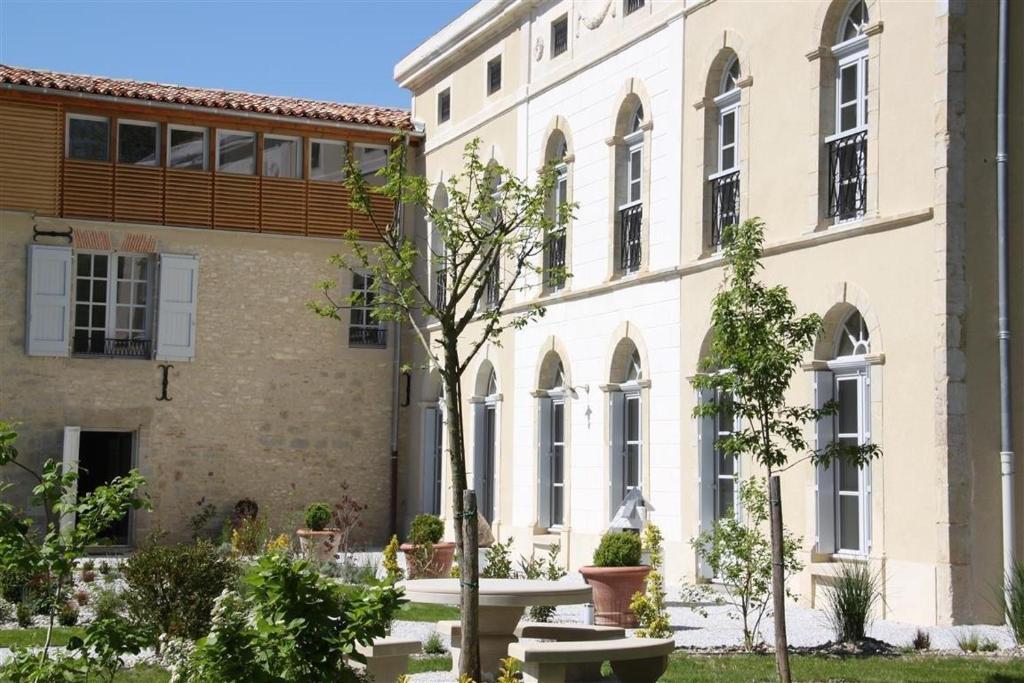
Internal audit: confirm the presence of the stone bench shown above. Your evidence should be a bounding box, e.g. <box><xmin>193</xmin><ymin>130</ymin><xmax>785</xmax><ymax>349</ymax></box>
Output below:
<box><xmin>351</xmin><ymin>637</ymin><xmax>421</xmax><ymax>683</ymax></box>
<box><xmin>514</xmin><ymin>622</ymin><xmax>626</xmax><ymax>681</ymax></box>
<box><xmin>507</xmin><ymin>637</ymin><xmax>675</xmax><ymax>683</ymax></box>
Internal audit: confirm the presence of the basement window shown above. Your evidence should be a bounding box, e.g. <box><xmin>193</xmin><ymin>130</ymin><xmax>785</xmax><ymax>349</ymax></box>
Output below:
<box><xmin>67</xmin><ymin>114</ymin><xmax>110</xmax><ymax>162</ymax></box>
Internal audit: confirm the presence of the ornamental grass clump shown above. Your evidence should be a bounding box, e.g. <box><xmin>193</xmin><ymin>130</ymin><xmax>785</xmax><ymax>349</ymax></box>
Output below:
<box><xmin>593</xmin><ymin>532</ymin><xmax>642</xmax><ymax>567</ymax></box>
<box><xmin>824</xmin><ymin>562</ymin><xmax>880</xmax><ymax>643</ymax></box>
<box><xmin>1003</xmin><ymin>560</ymin><xmax>1024</xmax><ymax>645</ymax></box>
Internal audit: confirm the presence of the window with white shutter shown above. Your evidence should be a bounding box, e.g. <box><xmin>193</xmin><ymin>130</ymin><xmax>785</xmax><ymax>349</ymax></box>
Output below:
<box><xmin>26</xmin><ymin>245</ymin><xmax>73</xmax><ymax>357</ymax></box>
<box><xmin>155</xmin><ymin>254</ymin><xmax>199</xmax><ymax>361</ymax></box>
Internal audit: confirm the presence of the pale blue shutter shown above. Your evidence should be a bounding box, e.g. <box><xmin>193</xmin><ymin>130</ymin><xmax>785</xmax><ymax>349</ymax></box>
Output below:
<box><xmin>26</xmin><ymin>245</ymin><xmax>72</xmax><ymax>357</ymax></box>
<box><xmin>537</xmin><ymin>397</ymin><xmax>553</xmax><ymax>529</ymax></box>
<box><xmin>156</xmin><ymin>254</ymin><xmax>199</xmax><ymax>361</ymax></box>
<box><xmin>696</xmin><ymin>388</ymin><xmax>715</xmax><ymax>578</ymax></box>
<box><xmin>472</xmin><ymin>403</ymin><xmax>486</xmax><ymax>501</ymax></box>
<box><xmin>814</xmin><ymin>370</ymin><xmax>837</xmax><ymax>554</ymax></box>
<box><xmin>421</xmin><ymin>406</ymin><xmax>438</xmax><ymax>514</ymax></box>
<box><xmin>609</xmin><ymin>391</ymin><xmax>625</xmax><ymax>520</ymax></box>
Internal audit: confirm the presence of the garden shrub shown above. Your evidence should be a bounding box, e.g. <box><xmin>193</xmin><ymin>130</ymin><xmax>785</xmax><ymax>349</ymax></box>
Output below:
<box><xmin>0</xmin><ymin>597</ymin><xmax>13</xmax><ymax>623</ymax></box>
<box><xmin>593</xmin><ymin>531</ymin><xmax>642</xmax><ymax>568</ymax></box>
<box><xmin>630</xmin><ymin>524</ymin><xmax>671</xmax><ymax>638</ymax></box>
<box><xmin>382</xmin><ymin>535</ymin><xmax>403</xmax><ymax>583</ymax></box>
<box><xmin>92</xmin><ymin>586</ymin><xmax>126</xmax><ymax>621</ymax></box>
<box><xmin>423</xmin><ymin>631</ymin><xmax>446</xmax><ymax>655</ymax></box>
<box><xmin>518</xmin><ymin>544</ymin><xmax>567</xmax><ymax>622</ymax></box>
<box><xmin>408</xmin><ymin>514</ymin><xmax>444</xmax><ymax>545</ymax></box>
<box><xmin>824</xmin><ymin>562</ymin><xmax>880</xmax><ymax>643</ymax></box>
<box><xmin>0</xmin><ymin>565</ymin><xmax>31</xmax><ymax>602</ymax></box>
<box><xmin>481</xmin><ymin>538</ymin><xmax>514</xmax><ymax>579</ymax></box>
<box><xmin>122</xmin><ymin>539</ymin><xmax>238</xmax><ymax>643</ymax></box>
<box><xmin>180</xmin><ymin>551</ymin><xmax>404</xmax><ymax>682</ymax></box>
<box><xmin>911</xmin><ymin>628</ymin><xmax>931</xmax><ymax>650</ymax></box>
<box><xmin>305</xmin><ymin>503</ymin><xmax>332</xmax><ymax>531</ymax></box>
<box><xmin>58</xmin><ymin>602</ymin><xmax>79</xmax><ymax>627</ymax></box>
<box><xmin>231</xmin><ymin>516</ymin><xmax>268</xmax><ymax>555</ymax></box>
<box><xmin>15</xmin><ymin>601</ymin><xmax>32</xmax><ymax>627</ymax></box>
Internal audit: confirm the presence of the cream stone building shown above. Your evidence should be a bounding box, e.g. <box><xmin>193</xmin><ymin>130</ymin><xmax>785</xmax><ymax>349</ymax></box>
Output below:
<box><xmin>395</xmin><ymin>0</ymin><xmax>1022</xmax><ymax>626</ymax></box>
<box><xmin>0</xmin><ymin>65</ymin><xmax>419</xmax><ymax>545</ymax></box>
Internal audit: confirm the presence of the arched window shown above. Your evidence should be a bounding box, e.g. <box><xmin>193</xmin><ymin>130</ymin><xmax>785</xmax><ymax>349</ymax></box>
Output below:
<box><xmin>708</xmin><ymin>53</ymin><xmax>742</xmax><ymax>249</ymax></box>
<box><xmin>814</xmin><ymin>305</ymin><xmax>874</xmax><ymax>556</ymax></box>
<box><xmin>826</xmin><ymin>0</ymin><xmax>869</xmax><ymax>222</ymax></box>
<box><xmin>615</xmin><ymin>98</ymin><xmax>646</xmax><ymax>274</ymax></box>
<box><xmin>484</xmin><ymin>164</ymin><xmax>503</xmax><ymax>309</ymax></box>
<box><xmin>537</xmin><ymin>353</ymin><xmax>568</xmax><ymax>529</ymax></box>
<box><xmin>431</xmin><ymin>184</ymin><xmax>448</xmax><ymax>311</ymax></box>
<box><xmin>544</xmin><ymin>128</ymin><xmax>571</xmax><ymax>292</ymax></box>
<box><xmin>474</xmin><ymin>364</ymin><xmax>500</xmax><ymax>523</ymax></box>
<box><xmin>608</xmin><ymin>338</ymin><xmax>645</xmax><ymax>515</ymax></box>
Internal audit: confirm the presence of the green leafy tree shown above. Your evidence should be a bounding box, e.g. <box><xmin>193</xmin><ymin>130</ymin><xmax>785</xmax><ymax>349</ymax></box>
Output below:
<box><xmin>309</xmin><ymin>135</ymin><xmax>571</xmax><ymax>680</ymax></box>
<box><xmin>0</xmin><ymin>420</ymin><xmax>150</xmax><ymax>678</ymax></box>
<box><xmin>690</xmin><ymin>219</ymin><xmax>880</xmax><ymax>681</ymax></box>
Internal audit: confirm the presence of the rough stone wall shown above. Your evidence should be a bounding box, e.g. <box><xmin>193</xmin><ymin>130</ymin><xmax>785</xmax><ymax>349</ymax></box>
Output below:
<box><xmin>0</xmin><ymin>210</ymin><xmax>396</xmax><ymax>546</ymax></box>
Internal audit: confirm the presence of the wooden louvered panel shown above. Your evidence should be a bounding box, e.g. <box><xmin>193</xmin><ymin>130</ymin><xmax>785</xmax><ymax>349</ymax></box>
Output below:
<box><xmin>0</xmin><ymin>100</ymin><xmax>61</xmax><ymax>214</ymax></box>
<box><xmin>260</xmin><ymin>177</ymin><xmax>306</xmax><ymax>234</ymax></box>
<box><xmin>349</xmin><ymin>191</ymin><xmax>395</xmax><ymax>241</ymax></box>
<box><xmin>213</xmin><ymin>174</ymin><xmax>259</xmax><ymax>231</ymax></box>
<box><xmin>114</xmin><ymin>165</ymin><xmax>163</xmax><ymax>224</ymax></box>
<box><xmin>63</xmin><ymin>159</ymin><xmax>113</xmax><ymax>220</ymax></box>
<box><xmin>307</xmin><ymin>182</ymin><xmax>352</xmax><ymax>237</ymax></box>
<box><xmin>165</xmin><ymin>170</ymin><xmax>213</xmax><ymax>228</ymax></box>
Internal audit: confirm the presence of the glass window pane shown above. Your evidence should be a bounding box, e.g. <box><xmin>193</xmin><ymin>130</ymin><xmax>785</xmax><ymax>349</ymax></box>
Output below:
<box><xmin>838</xmin><ymin>455</ymin><xmax>860</xmax><ymax>491</ymax></box>
<box><xmin>133</xmin><ymin>258</ymin><xmax>149</xmax><ymax>280</ymax></box>
<box><xmin>630</xmin><ymin>149</ymin><xmax>642</xmax><ymax>184</ymax></box>
<box><xmin>718</xmin><ymin>453</ymin><xmax>736</xmax><ymax>476</ymax></box>
<box><xmin>264</xmin><ymin>137</ymin><xmax>301</xmax><ymax>178</ymax></box>
<box><xmin>134</xmin><ymin>282</ymin><xmax>148</xmax><ymax>305</ymax></box>
<box><xmin>118</xmin><ymin>122</ymin><xmax>158</xmax><ymax>165</ymax></box>
<box><xmin>722</xmin><ymin>147</ymin><xmax>735</xmax><ymax>171</ymax></box>
<box><xmin>837</xmin><ymin>379</ymin><xmax>859</xmax><ymax>434</ymax></box>
<box><xmin>626</xmin><ymin>397</ymin><xmax>640</xmax><ymax>441</ymax></box>
<box><xmin>217</xmin><ymin>132</ymin><xmax>256</xmax><ymax>174</ymax></box>
<box><xmin>626</xmin><ymin>444</ymin><xmax>640</xmax><ymax>487</ymax></box>
<box><xmin>68</xmin><ymin>117</ymin><xmax>109</xmax><ymax>161</ymax></box>
<box><xmin>132</xmin><ymin>308</ymin><xmax>145</xmax><ymax>330</ymax></box>
<box><xmin>718</xmin><ymin>478</ymin><xmax>735</xmax><ymax>518</ymax></box>
<box><xmin>117</xmin><ymin>281</ymin><xmax>132</xmax><ymax>304</ymax></box>
<box><xmin>91</xmin><ymin>306</ymin><xmax>105</xmax><ymax>327</ymax></box>
<box><xmin>840</xmin><ymin>64</ymin><xmax>859</xmax><ymax>105</ymax></box>
<box><xmin>76</xmin><ymin>279</ymin><xmax>89</xmax><ymax>301</ymax></box>
<box><xmin>169</xmin><ymin>128</ymin><xmax>207</xmax><ymax>170</ymax></box>
<box><xmin>76</xmin><ymin>253</ymin><xmax>91</xmax><ymax>277</ymax></box>
<box><xmin>839</xmin><ymin>495</ymin><xmax>860</xmax><ymax>550</ymax></box>
<box><xmin>310</xmin><ymin>141</ymin><xmax>346</xmax><ymax>181</ymax></box>
<box><xmin>722</xmin><ymin>112</ymin><xmax>736</xmax><ymax>145</ymax></box>
<box><xmin>94</xmin><ymin>254</ymin><xmax>108</xmax><ymax>274</ymax></box>
<box><xmin>356</xmin><ymin>145</ymin><xmax>388</xmax><ymax>186</ymax></box>
<box><xmin>75</xmin><ymin>305</ymin><xmax>89</xmax><ymax>327</ymax></box>
<box><xmin>840</xmin><ymin>105</ymin><xmax>858</xmax><ymax>132</ymax></box>
<box><xmin>115</xmin><ymin>307</ymin><xmax>130</xmax><ymax>329</ymax></box>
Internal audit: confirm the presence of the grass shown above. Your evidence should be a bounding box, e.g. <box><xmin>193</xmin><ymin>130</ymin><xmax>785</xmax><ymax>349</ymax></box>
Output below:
<box><xmin>0</xmin><ymin>626</ymin><xmax>85</xmax><ymax>648</ymax></box>
<box><xmin>398</xmin><ymin>601</ymin><xmax>460</xmax><ymax>622</ymax></box>
<box><xmin>410</xmin><ymin>655</ymin><xmax>452</xmax><ymax>673</ymax></box>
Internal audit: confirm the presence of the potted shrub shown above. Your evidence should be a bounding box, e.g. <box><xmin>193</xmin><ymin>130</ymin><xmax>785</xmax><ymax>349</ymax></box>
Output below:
<box><xmin>297</xmin><ymin>502</ymin><xmax>340</xmax><ymax>562</ymax></box>
<box><xmin>400</xmin><ymin>514</ymin><xmax>455</xmax><ymax>579</ymax></box>
<box><xmin>578</xmin><ymin>531</ymin><xmax>649</xmax><ymax>627</ymax></box>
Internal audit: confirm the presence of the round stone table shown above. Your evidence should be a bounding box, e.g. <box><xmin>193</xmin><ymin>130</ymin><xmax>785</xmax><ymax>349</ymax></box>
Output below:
<box><xmin>401</xmin><ymin>578</ymin><xmax>592</xmax><ymax>679</ymax></box>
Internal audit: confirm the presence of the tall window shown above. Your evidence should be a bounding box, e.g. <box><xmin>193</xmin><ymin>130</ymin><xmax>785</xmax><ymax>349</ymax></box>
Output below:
<box><xmin>422</xmin><ymin>386</ymin><xmax>445</xmax><ymax>516</ymax></box>
<box><xmin>709</xmin><ymin>56</ymin><xmax>741</xmax><ymax>249</ymax></box>
<box><xmin>816</xmin><ymin>308</ymin><xmax>872</xmax><ymax>556</ymax></box>
<box><xmin>349</xmin><ymin>272</ymin><xmax>386</xmax><ymax>347</ymax></box>
<box><xmin>475</xmin><ymin>368</ymin><xmax>499</xmax><ymax>523</ymax></box>
<box><xmin>73</xmin><ymin>252</ymin><xmax>153</xmax><ymax>358</ymax></box>
<box><xmin>487</xmin><ymin>55</ymin><xmax>502</xmax><ymax>95</ymax></box>
<box><xmin>431</xmin><ymin>186</ymin><xmax>449</xmax><ymax>311</ymax></box>
<box><xmin>827</xmin><ymin>0</ymin><xmax>869</xmax><ymax>222</ymax></box>
<box><xmin>714</xmin><ymin>388</ymin><xmax>739</xmax><ymax>520</ymax></box>
<box><xmin>611</xmin><ymin>347</ymin><xmax>644</xmax><ymax>514</ymax></box>
<box><xmin>484</xmin><ymin>169</ymin><xmax>502</xmax><ymax>308</ymax></box>
<box><xmin>437</xmin><ymin>88</ymin><xmax>451</xmax><ymax>124</ymax></box>
<box><xmin>618</xmin><ymin>104</ymin><xmax>644</xmax><ymax>274</ymax></box>
<box><xmin>539</xmin><ymin>358</ymin><xmax>567</xmax><ymax>529</ymax></box>
<box><xmin>545</xmin><ymin>132</ymin><xmax>569</xmax><ymax>292</ymax></box>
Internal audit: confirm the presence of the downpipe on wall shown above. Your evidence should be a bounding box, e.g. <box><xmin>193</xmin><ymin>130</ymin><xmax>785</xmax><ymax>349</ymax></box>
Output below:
<box><xmin>995</xmin><ymin>0</ymin><xmax>1016</xmax><ymax>623</ymax></box>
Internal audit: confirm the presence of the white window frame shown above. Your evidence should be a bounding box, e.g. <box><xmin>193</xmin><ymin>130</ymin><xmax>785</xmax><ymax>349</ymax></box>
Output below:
<box><xmin>621</xmin><ymin>385</ymin><xmax>643</xmax><ymax>498</ymax></box>
<box><xmin>215</xmin><ymin>129</ymin><xmax>257</xmax><ymax>175</ymax></box>
<box><xmin>348</xmin><ymin>271</ymin><xmax>386</xmax><ymax>347</ymax></box>
<box><xmin>548</xmin><ymin>394</ymin><xmax>566</xmax><ymax>529</ymax></box>
<box><xmin>713</xmin><ymin>387</ymin><xmax>740</xmax><ymax>522</ymax></box>
<box><xmin>66</xmin><ymin>113</ymin><xmax>110</xmax><ymax>162</ymax></box>
<box><xmin>262</xmin><ymin>133</ymin><xmax>303</xmax><ymax>178</ymax></box>
<box><xmin>831</xmin><ymin>37</ymin><xmax>869</xmax><ymax>139</ymax></box>
<box><xmin>829</xmin><ymin>360</ymin><xmax>871</xmax><ymax>557</ymax></box>
<box><xmin>72</xmin><ymin>251</ymin><xmax>154</xmax><ymax>356</ymax></box>
<box><xmin>620</xmin><ymin>132</ymin><xmax>643</xmax><ymax>211</ymax></box>
<box><xmin>309</xmin><ymin>138</ymin><xmax>348</xmax><ymax>182</ymax></box>
<box><xmin>117</xmin><ymin>119</ymin><xmax>160</xmax><ymax>166</ymax></box>
<box><xmin>354</xmin><ymin>143</ymin><xmax>390</xmax><ymax>185</ymax></box>
<box><xmin>167</xmin><ymin>124</ymin><xmax>208</xmax><ymax>171</ymax></box>
<box><xmin>482</xmin><ymin>388</ymin><xmax>500</xmax><ymax>523</ymax></box>
<box><xmin>712</xmin><ymin>90</ymin><xmax>740</xmax><ymax>176</ymax></box>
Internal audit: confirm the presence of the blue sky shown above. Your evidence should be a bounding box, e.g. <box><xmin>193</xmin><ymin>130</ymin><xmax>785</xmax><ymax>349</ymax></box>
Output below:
<box><xmin>0</xmin><ymin>0</ymin><xmax>478</xmax><ymax>109</ymax></box>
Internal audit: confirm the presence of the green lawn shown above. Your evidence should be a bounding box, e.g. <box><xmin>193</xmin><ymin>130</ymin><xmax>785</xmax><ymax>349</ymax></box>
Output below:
<box><xmin>0</xmin><ymin>627</ymin><xmax>85</xmax><ymax>648</ymax></box>
<box><xmin>410</xmin><ymin>655</ymin><xmax>453</xmax><ymax>673</ymax></box>
<box><xmin>398</xmin><ymin>601</ymin><xmax>461</xmax><ymax>622</ymax></box>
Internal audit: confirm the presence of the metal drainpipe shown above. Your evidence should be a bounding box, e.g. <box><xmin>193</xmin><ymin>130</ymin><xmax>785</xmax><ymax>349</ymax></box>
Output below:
<box><xmin>995</xmin><ymin>0</ymin><xmax>1016</xmax><ymax>620</ymax></box>
<box><xmin>388</xmin><ymin>139</ymin><xmax>410</xmax><ymax>540</ymax></box>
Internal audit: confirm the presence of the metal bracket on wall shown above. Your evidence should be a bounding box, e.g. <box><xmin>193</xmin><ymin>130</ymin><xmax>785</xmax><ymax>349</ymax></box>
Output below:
<box><xmin>157</xmin><ymin>364</ymin><xmax>174</xmax><ymax>401</ymax></box>
<box><xmin>33</xmin><ymin>225</ymin><xmax>74</xmax><ymax>243</ymax></box>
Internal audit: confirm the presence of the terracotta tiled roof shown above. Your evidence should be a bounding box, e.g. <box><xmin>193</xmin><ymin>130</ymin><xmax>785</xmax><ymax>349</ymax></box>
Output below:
<box><xmin>0</xmin><ymin>64</ymin><xmax>414</xmax><ymax>131</ymax></box>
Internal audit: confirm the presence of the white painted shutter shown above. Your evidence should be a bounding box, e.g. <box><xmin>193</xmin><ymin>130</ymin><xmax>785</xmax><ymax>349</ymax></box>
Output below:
<box><xmin>26</xmin><ymin>245</ymin><xmax>72</xmax><ymax>357</ymax></box>
<box><xmin>156</xmin><ymin>254</ymin><xmax>199</xmax><ymax>361</ymax></box>
<box><xmin>60</xmin><ymin>426</ymin><xmax>81</xmax><ymax>535</ymax></box>
<box><xmin>814</xmin><ymin>370</ymin><xmax>837</xmax><ymax>554</ymax></box>
<box><xmin>537</xmin><ymin>397</ymin><xmax>553</xmax><ymax>529</ymax></box>
<box><xmin>472</xmin><ymin>403</ymin><xmax>486</xmax><ymax>500</ymax></box>
<box><xmin>609</xmin><ymin>391</ymin><xmax>625</xmax><ymax>520</ymax></box>
<box><xmin>421</xmin><ymin>406</ymin><xmax>438</xmax><ymax>514</ymax></box>
<box><xmin>696</xmin><ymin>388</ymin><xmax>716</xmax><ymax>578</ymax></box>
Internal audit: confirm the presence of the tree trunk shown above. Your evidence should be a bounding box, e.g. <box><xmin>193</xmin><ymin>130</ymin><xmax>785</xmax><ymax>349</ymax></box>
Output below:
<box><xmin>768</xmin><ymin>474</ymin><xmax>792</xmax><ymax>683</ymax></box>
<box><xmin>441</xmin><ymin>343</ymin><xmax>481</xmax><ymax>681</ymax></box>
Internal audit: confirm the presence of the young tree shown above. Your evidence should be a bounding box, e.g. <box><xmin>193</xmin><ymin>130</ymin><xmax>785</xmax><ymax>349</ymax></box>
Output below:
<box><xmin>309</xmin><ymin>135</ymin><xmax>571</xmax><ymax>680</ymax></box>
<box><xmin>690</xmin><ymin>219</ymin><xmax>880</xmax><ymax>682</ymax></box>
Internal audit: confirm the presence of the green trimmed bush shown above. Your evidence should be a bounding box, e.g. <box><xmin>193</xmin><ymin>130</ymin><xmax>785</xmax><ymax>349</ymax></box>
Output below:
<box><xmin>409</xmin><ymin>514</ymin><xmax>444</xmax><ymax>545</ymax></box>
<box><xmin>304</xmin><ymin>502</ymin><xmax>332</xmax><ymax>531</ymax></box>
<box><xmin>592</xmin><ymin>531</ymin><xmax>642</xmax><ymax>567</ymax></box>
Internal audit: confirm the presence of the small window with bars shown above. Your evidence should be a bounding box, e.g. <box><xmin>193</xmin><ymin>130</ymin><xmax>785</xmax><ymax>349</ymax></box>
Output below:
<box><xmin>624</xmin><ymin>0</ymin><xmax>645</xmax><ymax>16</ymax></box>
<box><xmin>551</xmin><ymin>15</ymin><xmax>568</xmax><ymax>57</ymax></box>
<box><xmin>349</xmin><ymin>272</ymin><xmax>387</xmax><ymax>347</ymax></box>
<box><xmin>487</xmin><ymin>56</ymin><xmax>502</xmax><ymax>95</ymax></box>
<box><xmin>437</xmin><ymin>88</ymin><xmax>451</xmax><ymax>124</ymax></box>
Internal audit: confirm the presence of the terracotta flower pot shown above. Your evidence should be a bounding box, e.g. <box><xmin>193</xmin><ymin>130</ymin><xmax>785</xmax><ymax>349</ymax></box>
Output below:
<box><xmin>578</xmin><ymin>564</ymin><xmax>651</xmax><ymax>627</ymax></box>
<box><xmin>297</xmin><ymin>529</ymin><xmax>341</xmax><ymax>563</ymax></box>
<box><xmin>400</xmin><ymin>541</ymin><xmax>456</xmax><ymax>579</ymax></box>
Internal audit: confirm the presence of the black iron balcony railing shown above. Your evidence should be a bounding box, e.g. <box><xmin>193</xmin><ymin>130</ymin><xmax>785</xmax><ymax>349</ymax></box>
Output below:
<box><xmin>433</xmin><ymin>269</ymin><xmax>446</xmax><ymax>310</ymax></box>
<box><xmin>544</xmin><ymin>231</ymin><xmax>566</xmax><ymax>291</ymax></box>
<box><xmin>349</xmin><ymin>326</ymin><xmax>387</xmax><ymax>347</ymax></box>
<box><xmin>710</xmin><ymin>170</ymin><xmax>741</xmax><ymax>249</ymax></box>
<box><xmin>619</xmin><ymin>204</ymin><xmax>642</xmax><ymax>274</ymax></box>
<box><xmin>72</xmin><ymin>334</ymin><xmax>151</xmax><ymax>358</ymax></box>
<box><xmin>484</xmin><ymin>258</ymin><xmax>501</xmax><ymax>309</ymax></box>
<box><xmin>827</xmin><ymin>129</ymin><xmax>867</xmax><ymax>221</ymax></box>
<box><xmin>624</xmin><ymin>0</ymin><xmax>645</xmax><ymax>16</ymax></box>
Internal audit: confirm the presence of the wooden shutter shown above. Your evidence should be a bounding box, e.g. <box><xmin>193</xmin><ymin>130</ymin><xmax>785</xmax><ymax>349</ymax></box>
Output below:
<box><xmin>696</xmin><ymin>388</ymin><xmax>715</xmax><ymax>578</ymax></box>
<box><xmin>421</xmin><ymin>406</ymin><xmax>438</xmax><ymax>514</ymax></box>
<box><xmin>60</xmin><ymin>426</ymin><xmax>81</xmax><ymax>535</ymax></box>
<box><xmin>537</xmin><ymin>397</ymin><xmax>553</xmax><ymax>529</ymax></box>
<box><xmin>156</xmin><ymin>254</ymin><xmax>199</xmax><ymax>361</ymax></box>
<box><xmin>26</xmin><ymin>245</ymin><xmax>72</xmax><ymax>357</ymax></box>
<box><xmin>814</xmin><ymin>370</ymin><xmax>837</xmax><ymax>554</ymax></box>
<box><xmin>609</xmin><ymin>391</ymin><xmax>625</xmax><ymax>520</ymax></box>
